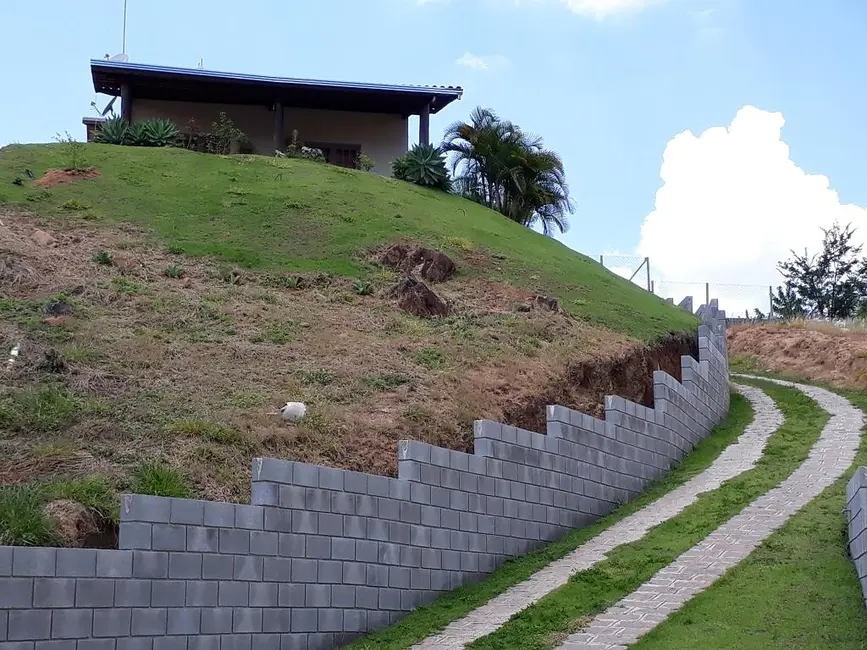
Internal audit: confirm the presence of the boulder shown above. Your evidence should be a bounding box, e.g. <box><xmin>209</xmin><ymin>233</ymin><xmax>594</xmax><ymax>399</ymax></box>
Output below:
<box><xmin>45</xmin><ymin>298</ymin><xmax>72</xmax><ymax>317</ymax></box>
<box><xmin>390</xmin><ymin>277</ymin><xmax>450</xmax><ymax>318</ymax></box>
<box><xmin>30</xmin><ymin>230</ymin><xmax>56</xmax><ymax>247</ymax></box>
<box><xmin>43</xmin><ymin>500</ymin><xmax>98</xmax><ymax>547</ymax></box>
<box><xmin>379</xmin><ymin>243</ymin><xmax>456</xmax><ymax>283</ymax></box>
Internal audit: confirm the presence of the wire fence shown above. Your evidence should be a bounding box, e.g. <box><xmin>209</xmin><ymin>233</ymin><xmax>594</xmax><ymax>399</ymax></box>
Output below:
<box><xmin>593</xmin><ymin>255</ymin><xmax>774</xmax><ymax>318</ymax></box>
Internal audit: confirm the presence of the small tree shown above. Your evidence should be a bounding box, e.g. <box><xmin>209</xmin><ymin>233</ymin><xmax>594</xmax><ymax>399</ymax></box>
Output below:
<box><xmin>775</xmin><ymin>222</ymin><xmax>867</xmax><ymax>319</ymax></box>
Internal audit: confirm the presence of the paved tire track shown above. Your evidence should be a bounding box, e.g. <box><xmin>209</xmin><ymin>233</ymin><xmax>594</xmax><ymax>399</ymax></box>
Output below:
<box><xmin>412</xmin><ymin>383</ymin><xmax>781</xmax><ymax>649</ymax></box>
<box><xmin>558</xmin><ymin>377</ymin><xmax>863</xmax><ymax>649</ymax></box>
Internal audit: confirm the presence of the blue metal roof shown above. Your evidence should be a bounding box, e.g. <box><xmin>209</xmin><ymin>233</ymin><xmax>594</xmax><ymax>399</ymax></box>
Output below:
<box><xmin>90</xmin><ymin>59</ymin><xmax>463</xmax><ymax>113</ymax></box>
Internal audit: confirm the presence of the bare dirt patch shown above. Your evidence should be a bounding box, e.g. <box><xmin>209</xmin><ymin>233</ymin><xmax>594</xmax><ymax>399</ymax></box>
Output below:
<box><xmin>728</xmin><ymin>322</ymin><xmax>867</xmax><ymax>389</ymax></box>
<box><xmin>34</xmin><ymin>168</ymin><xmax>100</xmax><ymax>188</ymax></box>
<box><xmin>2</xmin><ymin>208</ymin><xmax>701</xmax><ymax>505</ymax></box>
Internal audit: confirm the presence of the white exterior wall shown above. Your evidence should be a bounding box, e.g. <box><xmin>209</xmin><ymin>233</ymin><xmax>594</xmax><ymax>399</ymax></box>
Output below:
<box><xmin>132</xmin><ymin>99</ymin><xmax>408</xmax><ymax>175</ymax></box>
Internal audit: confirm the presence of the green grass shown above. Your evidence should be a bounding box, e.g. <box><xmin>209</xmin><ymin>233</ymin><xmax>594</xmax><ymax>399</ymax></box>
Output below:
<box><xmin>130</xmin><ymin>462</ymin><xmax>191</xmax><ymax>498</ymax></box>
<box><xmin>167</xmin><ymin>418</ymin><xmax>248</xmax><ymax>447</ymax></box>
<box><xmin>0</xmin><ymin>143</ymin><xmax>698</xmax><ymax>342</ymax></box>
<box><xmin>345</xmin><ymin>391</ymin><xmax>753</xmax><ymax>649</ymax></box>
<box><xmin>464</xmin><ymin>380</ymin><xmax>825</xmax><ymax>650</ymax></box>
<box><xmin>0</xmin><ymin>476</ymin><xmax>120</xmax><ymax>546</ymax></box>
<box><xmin>0</xmin><ymin>384</ymin><xmax>85</xmax><ymax>434</ymax></box>
<box><xmin>631</xmin><ymin>384</ymin><xmax>867</xmax><ymax>649</ymax></box>
<box><xmin>0</xmin><ymin>484</ymin><xmax>60</xmax><ymax>546</ymax></box>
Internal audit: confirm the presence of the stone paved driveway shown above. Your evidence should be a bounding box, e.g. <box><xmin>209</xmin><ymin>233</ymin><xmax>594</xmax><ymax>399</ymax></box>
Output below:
<box><xmin>412</xmin><ymin>383</ymin><xmax>783</xmax><ymax>649</ymax></box>
<box><xmin>558</xmin><ymin>377</ymin><xmax>863</xmax><ymax>649</ymax></box>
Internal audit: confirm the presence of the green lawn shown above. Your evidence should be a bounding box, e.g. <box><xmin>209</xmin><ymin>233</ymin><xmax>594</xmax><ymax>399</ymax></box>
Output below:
<box><xmin>0</xmin><ymin>143</ymin><xmax>697</xmax><ymax>342</ymax></box>
<box><xmin>346</xmin><ymin>392</ymin><xmax>753</xmax><ymax>650</ymax></box>
<box><xmin>632</xmin><ymin>383</ymin><xmax>867</xmax><ymax>649</ymax></box>
<box><xmin>467</xmin><ymin>380</ymin><xmax>825</xmax><ymax>650</ymax></box>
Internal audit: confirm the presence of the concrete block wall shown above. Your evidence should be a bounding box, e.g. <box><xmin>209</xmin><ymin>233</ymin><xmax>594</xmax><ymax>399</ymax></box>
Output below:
<box><xmin>847</xmin><ymin>467</ymin><xmax>867</xmax><ymax>606</ymax></box>
<box><xmin>0</xmin><ymin>304</ymin><xmax>729</xmax><ymax>650</ymax></box>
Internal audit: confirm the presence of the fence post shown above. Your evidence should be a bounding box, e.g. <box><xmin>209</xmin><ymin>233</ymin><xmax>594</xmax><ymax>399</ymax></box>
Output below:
<box><xmin>705</xmin><ymin>282</ymin><xmax>710</xmax><ymax>307</ymax></box>
<box><xmin>645</xmin><ymin>257</ymin><xmax>651</xmax><ymax>292</ymax></box>
<box><xmin>651</xmin><ymin>280</ymin><xmax>655</xmax><ymax>294</ymax></box>
<box><xmin>768</xmin><ymin>285</ymin><xmax>774</xmax><ymax>319</ymax></box>
<box><xmin>599</xmin><ymin>254</ymin><xmax>604</xmax><ymax>266</ymax></box>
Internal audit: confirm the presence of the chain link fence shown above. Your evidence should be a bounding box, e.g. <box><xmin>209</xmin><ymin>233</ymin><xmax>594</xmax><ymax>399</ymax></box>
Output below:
<box><xmin>593</xmin><ymin>254</ymin><xmax>773</xmax><ymax>318</ymax></box>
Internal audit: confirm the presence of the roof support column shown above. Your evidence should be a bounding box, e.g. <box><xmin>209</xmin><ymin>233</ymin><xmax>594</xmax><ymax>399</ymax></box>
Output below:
<box><xmin>273</xmin><ymin>100</ymin><xmax>284</xmax><ymax>153</ymax></box>
<box><xmin>419</xmin><ymin>101</ymin><xmax>431</xmax><ymax>147</ymax></box>
<box><xmin>121</xmin><ymin>83</ymin><xmax>133</xmax><ymax>123</ymax></box>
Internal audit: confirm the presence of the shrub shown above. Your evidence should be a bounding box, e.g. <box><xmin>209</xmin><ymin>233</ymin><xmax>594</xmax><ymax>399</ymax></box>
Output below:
<box><xmin>401</xmin><ymin>144</ymin><xmax>451</xmax><ymax>191</ymax></box>
<box><xmin>95</xmin><ymin>117</ymin><xmax>129</xmax><ymax>145</ymax></box>
<box><xmin>356</xmin><ymin>153</ymin><xmax>376</xmax><ymax>172</ymax></box>
<box><xmin>353</xmin><ymin>279</ymin><xmax>373</xmax><ymax>296</ymax></box>
<box><xmin>92</xmin><ymin>250</ymin><xmax>112</xmax><ymax>265</ymax></box>
<box><xmin>164</xmin><ymin>265</ymin><xmax>184</xmax><ymax>279</ymax></box>
<box><xmin>131</xmin><ymin>462</ymin><xmax>191</xmax><ymax>498</ymax></box>
<box><xmin>126</xmin><ymin>122</ymin><xmax>151</xmax><ymax>147</ymax></box>
<box><xmin>208</xmin><ymin>112</ymin><xmax>246</xmax><ymax>155</ymax></box>
<box><xmin>143</xmin><ymin>118</ymin><xmax>180</xmax><ymax>147</ymax></box>
<box><xmin>392</xmin><ymin>155</ymin><xmax>409</xmax><ymax>180</ymax></box>
<box><xmin>53</xmin><ymin>131</ymin><xmax>86</xmax><ymax>171</ymax></box>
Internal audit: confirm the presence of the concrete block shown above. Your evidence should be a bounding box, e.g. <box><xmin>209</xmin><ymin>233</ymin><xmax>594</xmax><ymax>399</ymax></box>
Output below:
<box><xmin>132</xmin><ymin>551</ymin><xmax>168</xmax><ymax>579</ymax></box>
<box><xmin>249</xmin><ymin>583</ymin><xmax>278</xmax><ymax>607</ymax></box>
<box><xmin>333</xmin><ymin>584</ymin><xmax>356</xmax><ymax>608</ymax></box>
<box><xmin>130</xmin><ymin>608</ymin><xmax>167</xmax><ymax>636</ymax></box>
<box><xmin>200</xmin><ymin>608</ymin><xmax>234</xmax><ymax>635</ymax></box>
<box><xmin>168</xmin><ymin>608</ymin><xmax>202</xmax><ymax>635</ymax></box>
<box><xmin>290</xmin><ymin>609</ymin><xmax>318</xmax><ymax>633</ymax></box>
<box><xmin>93</xmin><ymin>608</ymin><xmax>131</xmax><ymax>637</ymax></box>
<box><xmin>170</xmin><ymin>498</ymin><xmax>205</xmax><ymax>525</ymax></box>
<box><xmin>219</xmin><ymin>529</ymin><xmax>251</xmax><ymax>555</ymax></box>
<box><xmin>33</xmin><ymin>578</ymin><xmax>74</xmax><ymax>608</ymax></box>
<box><xmin>151</xmin><ymin>524</ymin><xmax>186</xmax><ymax>552</ymax></box>
<box><xmin>233</xmin><ymin>608</ymin><xmax>263</xmax><ymax>633</ymax></box>
<box><xmin>113</xmin><ymin>579</ymin><xmax>151</xmax><ymax>607</ymax></box>
<box><xmin>123</xmin><ymin>494</ymin><xmax>171</xmax><ymax>524</ymax></box>
<box><xmin>218</xmin><ymin>581</ymin><xmax>249</xmax><ymax>606</ymax></box>
<box><xmin>203</xmin><ymin>501</ymin><xmax>236</xmax><ymax>528</ymax></box>
<box><xmin>262</xmin><ymin>557</ymin><xmax>292</xmax><ymax>581</ymax></box>
<box><xmin>343</xmin><ymin>562</ymin><xmax>366</xmax><ymax>585</ymax></box>
<box><xmin>185</xmin><ymin>580</ymin><xmax>218</xmax><ymax>607</ymax></box>
<box><xmin>278</xmin><ymin>533</ymin><xmax>305</xmax><ymax>558</ymax></box>
<box><xmin>168</xmin><ymin>552</ymin><xmax>202</xmax><ymax>579</ymax></box>
<box><xmin>263</xmin><ymin>609</ymin><xmax>293</xmax><ymax>634</ymax></box>
<box><xmin>151</xmin><ymin>580</ymin><xmax>186</xmax><ymax>607</ymax></box>
<box><xmin>203</xmin><ymin>554</ymin><xmax>234</xmax><ymax>580</ymax></box>
<box><xmin>186</xmin><ymin>527</ymin><xmax>219</xmax><ymax>553</ymax></box>
<box><xmin>278</xmin><ymin>583</ymin><xmax>306</xmax><ymax>608</ymax></box>
<box><xmin>234</xmin><ymin>555</ymin><xmax>264</xmax><ymax>581</ymax></box>
<box><xmin>12</xmin><ymin>548</ymin><xmax>56</xmax><ymax>577</ymax></box>
<box><xmin>75</xmin><ymin>579</ymin><xmax>115</xmax><ymax>608</ymax></box>
<box><xmin>96</xmin><ymin>550</ymin><xmax>133</xmax><ymax>578</ymax></box>
<box><xmin>9</xmin><ymin>610</ymin><xmax>52</xmax><ymax>640</ymax></box>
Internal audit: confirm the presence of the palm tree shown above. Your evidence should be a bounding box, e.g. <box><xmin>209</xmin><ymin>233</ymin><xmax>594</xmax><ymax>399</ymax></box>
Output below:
<box><xmin>442</xmin><ymin>107</ymin><xmax>574</xmax><ymax>235</ymax></box>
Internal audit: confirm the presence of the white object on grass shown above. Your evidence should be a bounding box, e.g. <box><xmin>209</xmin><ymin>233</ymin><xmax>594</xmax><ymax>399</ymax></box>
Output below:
<box><xmin>6</xmin><ymin>343</ymin><xmax>20</xmax><ymax>371</ymax></box>
<box><xmin>280</xmin><ymin>402</ymin><xmax>307</xmax><ymax>423</ymax></box>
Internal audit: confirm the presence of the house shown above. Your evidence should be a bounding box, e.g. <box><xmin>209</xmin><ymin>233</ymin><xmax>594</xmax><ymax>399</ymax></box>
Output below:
<box><xmin>85</xmin><ymin>60</ymin><xmax>463</xmax><ymax>174</ymax></box>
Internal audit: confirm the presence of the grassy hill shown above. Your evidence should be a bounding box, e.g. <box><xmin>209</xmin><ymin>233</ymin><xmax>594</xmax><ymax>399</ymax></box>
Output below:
<box><xmin>0</xmin><ymin>144</ymin><xmax>694</xmax><ymax>340</ymax></box>
<box><xmin>0</xmin><ymin>143</ymin><xmax>698</xmax><ymax>547</ymax></box>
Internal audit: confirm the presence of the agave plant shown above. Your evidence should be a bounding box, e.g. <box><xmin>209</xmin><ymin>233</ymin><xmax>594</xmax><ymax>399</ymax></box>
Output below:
<box><xmin>391</xmin><ymin>155</ymin><xmax>409</xmax><ymax>180</ymax></box>
<box><xmin>94</xmin><ymin>117</ymin><xmax>129</xmax><ymax>145</ymax></box>
<box><xmin>126</xmin><ymin>122</ymin><xmax>151</xmax><ymax>147</ymax></box>
<box><xmin>402</xmin><ymin>144</ymin><xmax>450</xmax><ymax>191</ymax></box>
<box><xmin>143</xmin><ymin>118</ymin><xmax>180</xmax><ymax>147</ymax></box>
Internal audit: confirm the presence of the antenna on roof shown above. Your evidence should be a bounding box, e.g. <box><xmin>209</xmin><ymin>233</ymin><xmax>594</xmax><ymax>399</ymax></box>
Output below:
<box><xmin>197</xmin><ymin>58</ymin><xmax>204</xmax><ymax>70</ymax></box>
<box><xmin>122</xmin><ymin>0</ymin><xmax>128</xmax><ymax>55</ymax></box>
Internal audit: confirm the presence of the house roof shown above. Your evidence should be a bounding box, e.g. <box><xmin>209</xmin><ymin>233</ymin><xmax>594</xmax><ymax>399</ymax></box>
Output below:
<box><xmin>90</xmin><ymin>60</ymin><xmax>463</xmax><ymax>116</ymax></box>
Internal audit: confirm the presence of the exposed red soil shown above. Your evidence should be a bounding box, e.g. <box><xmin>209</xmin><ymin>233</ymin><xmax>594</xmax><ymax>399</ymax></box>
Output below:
<box><xmin>34</xmin><ymin>167</ymin><xmax>100</xmax><ymax>188</ymax></box>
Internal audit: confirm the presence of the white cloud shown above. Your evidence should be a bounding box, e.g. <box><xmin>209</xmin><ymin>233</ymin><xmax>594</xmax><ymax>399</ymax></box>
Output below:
<box><xmin>635</xmin><ymin>105</ymin><xmax>867</xmax><ymax>316</ymax></box>
<box><xmin>455</xmin><ymin>52</ymin><xmax>510</xmax><ymax>71</ymax></box>
<box><xmin>558</xmin><ymin>0</ymin><xmax>669</xmax><ymax>19</ymax></box>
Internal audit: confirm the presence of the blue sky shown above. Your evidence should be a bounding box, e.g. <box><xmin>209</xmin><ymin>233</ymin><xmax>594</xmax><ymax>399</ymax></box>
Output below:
<box><xmin>3</xmin><ymin>0</ymin><xmax>867</xmax><ymax>300</ymax></box>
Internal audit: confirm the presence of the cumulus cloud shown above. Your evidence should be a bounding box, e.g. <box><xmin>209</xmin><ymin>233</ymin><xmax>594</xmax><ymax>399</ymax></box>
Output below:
<box><xmin>633</xmin><ymin>105</ymin><xmax>867</xmax><ymax>315</ymax></box>
<box><xmin>455</xmin><ymin>52</ymin><xmax>510</xmax><ymax>71</ymax></box>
